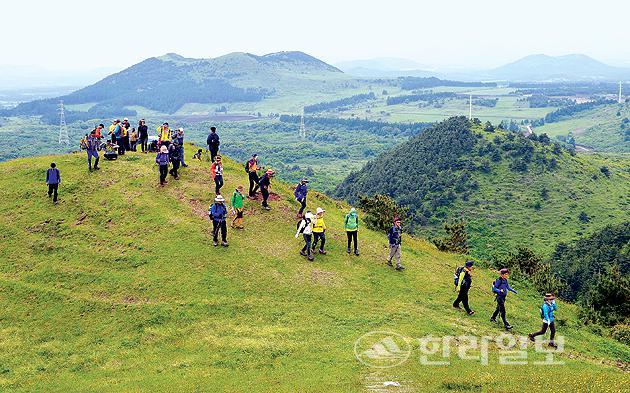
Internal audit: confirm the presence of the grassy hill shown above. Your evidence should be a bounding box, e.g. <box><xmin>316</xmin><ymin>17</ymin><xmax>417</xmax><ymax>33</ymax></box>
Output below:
<box><xmin>0</xmin><ymin>147</ymin><xmax>628</xmax><ymax>392</ymax></box>
<box><xmin>335</xmin><ymin>117</ymin><xmax>630</xmax><ymax>259</ymax></box>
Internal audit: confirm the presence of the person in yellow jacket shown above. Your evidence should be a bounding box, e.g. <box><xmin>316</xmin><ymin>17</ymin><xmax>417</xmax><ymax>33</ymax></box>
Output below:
<box><xmin>311</xmin><ymin>207</ymin><xmax>327</xmax><ymax>254</ymax></box>
<box><xmin>157</xmin><ymin>122</ymin><xmax>172</xmax><ymax>148</ymax></box>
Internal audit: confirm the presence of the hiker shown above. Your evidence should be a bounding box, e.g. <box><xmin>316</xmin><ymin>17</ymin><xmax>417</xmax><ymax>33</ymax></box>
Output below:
<box><xmin>116</xmin><ymin>119</ymin><xmax>126</xmax><ymax>155</ymax></box>
<box><xmin>157</xmin><ymin>122</ymin><xmax>171</xmax><ymax>148</ymax></box>
<box><xmin>206</xmin><ymin>126</ymin><xmax>220</xmax><ymax>162</ymax></box>
<box><xmin>122</xmin><ymin>118</ymin><xmax>131</xmax><ymax>152</ymax></box>
<box><xmin>168</xmin><ymin>141</ymin><xmax>181</xmax><ymax>180</ymax></box>
<box><xmin>210</xmin><ymin>155</ymin><xmax>224</xmax><ymax>194</ymax></box>
<box><xmin>258</xmin><ymin>169</ymin><xmax>274</xmax><ymax>210</ymax></box>
<box><xmin>108</xmin><ymin>119</ymin><xmax>118</xmax><ymax>144</ymax></box>
<box><xmin>192</xmin><ymin>149</ymin><xmax>203</xmax><ymax>161</ymax></box>
<box><xmin>155</xmin><ymin>145</ymin><xmax>170</xmax><ymax>186</ymax></box>
<box><xmin>311</xmin><ymin>207</ymin><xmax>327</xmax><ymax>254</ymax></box>
<box><xmin>344</xmin><ymin>207</ymin><xmax>359</xmax><ymax>255</ymax></box>
<box><xmin>230</xmin><ymin>185</ymin><xmax>245</xmax><ymax>229</ymax></box>
<box><xmin>491</xmin><ymin>268</ymin><xmax>518</xmax><ymax>330</ymax></box>
<box><xmin>138</xmin><ymin>119</ymin><xmax>148</xmax><ymax>153</ymax></box>
<box><xmin>246</xmin><ymin>154</ymin><xmax>260</xmax><ymax>198</ymax></box>
<box><xmin>453</xmin><ymin>260</ymin><xmax>475</xmax><ymax>315</ymax></box>
<box><xmin>86</xmin><ymin>130</ymin><xmax>100</xmax><ymax>172</ymax></box>
<box><xmin>94</xmin><ymin>124</ymin><xmax>104</xmax><ymax>140</ymax></box>
<box><xmin>387</xmin><ymin>217</ymin><xmax>405</xmax><ymax>271</ymax></box>
<box><xmin>130</xmin><ymin>128</ymin><xmax>138</xmax><ymax>151</ymax></box>
<box><xmin>294</xmin><ymin>178</ymin><xmax>309</xmax><ymax>217</ymax></box>
<box><xmin>209</xmin><ymin>195</ymin><xmax>229</xmax><ymax>247</ymax></box>
<box><xmin>295</xmin><ymin>211</ymin><xmax>315</xmax><ymax>261</ymax></box>
<box><xmin>528</xmin><ymin>293</ymin><xmax>558</xmax><ymax>348</ymax></box>
<box><xmin>46</xmin><ymin>162</ymin><xmax>61</xmax><ymax>203</ymax></box>
<box><xmin>175</xmin><ymin>128</ymin><xmax>187</xmax><ymax>167</ymax></box>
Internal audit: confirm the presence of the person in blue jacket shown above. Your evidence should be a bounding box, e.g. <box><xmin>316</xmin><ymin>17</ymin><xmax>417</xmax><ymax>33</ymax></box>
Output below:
<box><xmin>294</xmin><ymin>178</ymin><xmax>309</xmax><ymax>217</ymax></box>
<box><xmin>45</xmin><ymin>162</ymin><xmax>61</xmax><ymax>203</ymax></box>
<box><xmin>209</xmin><ymin>195</ymin><xmax>229</xmax><ymax>247</ymax></box>
<box><xmin>86</xmin><ymin>130</ymin><xmax>100</xmax><ymax>172</ymax></box>
<box><xmin>491</xmin><ymin>268</ymin><xmax>518</xmax><ymax>329</ymax></box>
<box><xmin>529</xmin><ymin>293</ymin><xmax>558</xmax><ymax>348</ymax></box>
<box><xmin>387</xmin><ymin>217</ymin><xmax>405</xmax><ymax>271</ymax></box>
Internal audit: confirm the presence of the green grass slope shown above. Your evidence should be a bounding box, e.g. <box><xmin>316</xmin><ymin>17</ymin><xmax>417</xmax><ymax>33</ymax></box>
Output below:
<box><xmin>0</xmin><ymin>147</ymin><xmax>628</xmax><ymax>392</ymax></box>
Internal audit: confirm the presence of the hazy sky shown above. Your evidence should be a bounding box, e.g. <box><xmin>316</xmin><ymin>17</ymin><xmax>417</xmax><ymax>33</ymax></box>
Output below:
<box><xmin>3</xmin><ymin>0</ymin><xmax>629</xmax><ymax>71</ymax></box>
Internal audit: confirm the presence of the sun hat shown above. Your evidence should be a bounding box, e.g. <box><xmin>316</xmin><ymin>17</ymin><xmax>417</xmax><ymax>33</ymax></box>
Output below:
<box><xmin>215</xmin><ymin>195</ymin><xmax>225</xmax><ymax>202</ymax></box>
<box><xmin>266</xmin><ymin>169</ymin><xmax>274</xmax><ymax>175</ymax></box>
<box><xmin>499</xmin><ymin>268</ymin><xmax>510</xmax><ymax>275</ymax></box>
<box><xmin>301</xmin><ymin>178</ymin><xmax>309</xmax><ymax>183</ymax></box>
<box><xmin>160</xmin><ymin>145</ymin><xmax>168</xmax><ymax>153</ymax></box>
<box><xmin>316</xmin><ymin>207</ymin><xmax>325</xmax><ymax>214</ymax></box>
<box><xmin>393</xmin><ymin>216</ymin><xmax>401</xmax><ymax>223</ymax></box>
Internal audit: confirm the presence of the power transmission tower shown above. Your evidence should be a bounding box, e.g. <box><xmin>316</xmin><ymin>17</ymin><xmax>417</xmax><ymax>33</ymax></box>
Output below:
<box><xmin>58</xmin><ymin>100</ymin><xmax>70</xmax><ymax>145</ymax></box>
<box><xmin>619</xmin><ymin>81</ymin><xmax>623</xmax><ymax>104</ymax></box>
<box><xmin>469</xmin><ymin>94</ymin><xmax>472</xmax><ymax>120</ymax></box>
<box><xmin>299</xmin><ymin>108</ymin><xmax>306</xmax><ymax>138</ymax></box>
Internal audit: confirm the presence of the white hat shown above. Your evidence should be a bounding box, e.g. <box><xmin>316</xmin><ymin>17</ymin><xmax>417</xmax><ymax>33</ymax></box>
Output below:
<box><xmin>305</xmin><ymin>212</ymin><xmax>314</xmax><ymax>219</ymax></box>
<box><xmin>215</xmin><ymin>195</ymin><xmax>225</xmax><ymax>202</ymax></box>
<box><xmin>316</xmin><ymin>207</ymin><xmax>325</xmax><ymax>214</ymax></box>
<box><xmin>160</xmin><ymin>145</ymin><xmax>168</xmax><ymax>153</ymax></box>
<box><xmin>123</xmin><ymin>118</ymin><xmax>129</xmax><ymax>121</ymax></box>
<box><xmin>178</xmin><ymin>127</ymin><xmax>184</xmax><ymax>132</ymax></box>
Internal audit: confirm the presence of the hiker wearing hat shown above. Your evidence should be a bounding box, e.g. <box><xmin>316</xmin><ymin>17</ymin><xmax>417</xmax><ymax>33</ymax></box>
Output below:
<box><xmin>108</xmin><ymin>119</ymin><xmax>118</xmax><ymax>144</ymax></box>
<box><xmin>210</xmin><ymin>155</ymin><xmax>224</xmax><ymax>194</ymax></box>
<box><xmin>294</xmin><ymin>178</ymin><xmax>309</xmax><ymax>218</ymax></box>
<box><xmin>86</xmin><ymin>130</ymin><xmax>100</xmax><ymax>172</ymax></box>
<box><xmin>387</xmin><ymin>217</ymin><xmax>405</xmax><ymax>271</ymax></box>
<box><xmin>157</xmin><ymin>122</ymin><xmax>171</xmax><ymax>148</ymax></box>
<box><xmin>528</xmin><ymin>293</ymin><xmax>558</xmax><ymax>348</ymax></box>
<box><xmin>155</xmin><ymin>145</ymin><xmax>170</xmax><ymax>186</ymax></box>
<box><xmin>121</xmin><ymin>118</ymin><xmax>131</xmax><ymax>152</ymax></box>
<box><xmin>175</xmin><ymin>128</ymin><xmax>187</xmax><ymax>167</ymax></box>
<box><xmin>138</xmin><ymin>119</ymin><xmax>148</xmax><ymax>153</ymax></box>
<box><xmin>230</xmin><ymin>186</ymin><xmax>246</xmax><ymax>229</ymax></box>
<box><xmin>491</xmin><ymin>268</ymin><xmax>518</xmax><ymax>330</ymax></box>
<box><xmin>453</xmin><ymin>260</ymin><xmax>475</xmax><ymax>315</ymax></box>
<box><xmin>168</xmin><ymin>141</ymin><xmax>181</xmax><ymax>180</ymax></box>
<box><xmin>295</xmin><ymin>211</ymin><xmax>315</xmax><ymax>261</ymax></box>
<box><xmin>246</xmin><ymin>154</ymin><xmax>260</xmax><ymax>198</ymax></box>
<box><xmin>206</xmin><ymin>126</ymin><xmax>220</xmax><ymax>162</ymax></box>
<box><xmin>344</xmin><ymin>208</ymin><xmax>360</xmax><ymax>256</ymax></box>
<box><xmin>258</xmin><ymin>169</ymin><xmax>274</xmax><ymax>210</ymax></box>
<box><xmin>311</xmin><ymin>207</ymin><xmax>327</xmax><ymax>254</ymax></box>
<box><xmin>209</xmin><ymin>195</ymin><xmax>229</xmax><ymax>247</ymax></box>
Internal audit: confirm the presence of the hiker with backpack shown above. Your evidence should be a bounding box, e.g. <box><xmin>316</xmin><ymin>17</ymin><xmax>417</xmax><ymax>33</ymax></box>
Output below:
<box><xmin>245</xmin><ymin>154</ymin><xmax>260</xmax><ymax>198</ymax></box>
<box><xmin>230</xmin><ymin>186</ymin><xmax>245</xmax><ymax>229</ymax></box>
<box><xmin>122</xmin><ymin>118</ymin><xmax>131</xmax><ymax>152</ymax></box>
<box><xmin>387</xmin><ymin>217</ymin><xmax>405</xmax><ymax>271</ymax></box>
<box><xmin>210</xmin><ymin>155</ymin><xmax>224</xmax><ymax>195</ymax></box>
<box><xmin>86</xmin><ymin>130</ymin><xmax>100</xmax><ymax>172</ymax></box>
<box><xmin>528</xmin><ymin>293</ymin><xmax>558</xmax><ymax>348</ymax></box>
<box><xmin>296</xmin><ymin>211</ymin><xmax>315</xmax><ymax>261</ymax></box>
<box><xmin>45</xmin><ymin>162</ymin><xmax>61</xmax><ymax>204</ymax></box>
<box><xmin>311</xmin><ymin>207</ymin><xmax>327</xmax><ymax>254</ymax></box>
<box><xmin>491</xmin><ymin>268</ymin><xmax>518</xmax><ymax>330</ymax></box>
<box><xmin>175</xmin><ymin>128</ymin><xmax>187</xmax><ymax>167</ymax></box>
<box><xmin>453</xmin><ymin>260</ymin><xmax>475</xmax><ymax>315</ymax></box>
<box><xmin>138</xmin><ymin>119</ymin><xmax>148</xmax><ymax>153</ymax></box>
<box><xmin>155</xmin><ymin>145</ymin><xmax>170</xmax><ymax>186</ymax></box>
<box><xmin>209</xmin><ymin>195</ymin><xmax>229</xmax><ymax>247</ymax></box>
<box><xmin>168</xmin><ymin>141</ymin><xmax>181</xmax><ymax>180</ymax></box>
<box><xmin>157</xmin><ymin>122</ymin><xmax>172</xmax><ymax>148</ymax></box>
<box><xmin>294</xmin><ymin>178</ymin><xmax>309</xmax><ymax>217</ymax></box>
<box><xmin>259</xmin><ymin>169</ymin><xmax>274</xmax><ymax>210</ymax></box>
<box><xmin>206</xmin><ymin>126</ymin><xmax>220</xmax><ymax>162</ymax></box>
<box><xmin>108</xmin><ymin>119</ymin><xmax>118</xmax><ymax>144</ymax></box>
<box><xmin>130</xmin><ymin>128</ymin><xmax>138</xmax><ymax>151</ymax></box>
<box><xmin>344</xmin><ymin>207</ymin><xmax>360</xmax><ymax>256</ymax></box>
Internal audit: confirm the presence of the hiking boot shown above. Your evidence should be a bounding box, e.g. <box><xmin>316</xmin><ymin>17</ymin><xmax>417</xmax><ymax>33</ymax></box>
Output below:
<box><xmin>300</xmin><ymin>250</ymin><xmax>307</xmax><ymax>257</ymax></box>
<box><xmin>318</xmin><ymin>250</ymin><xmax>326</xmax><ymax>255</ymax></box>
<box><xmin>221</xmin><ymin>242</ymin><xmax>229</xmax><ymax>247</ymax></box>
<box><xmin>453</xmin><ymin>304</ymin><xmax>461</xmax><ymax>309</ymax></box>
<box><xmin>490</xmin><ymin>318</ymin><xmax>497</xmax><ymax>323</ymax></box>
<box><xmin>213</xmin><ymin>241</ymin><xmax>218</xmax><ymax>247</ymax></box>
<box><xmin>354</xmin><ymin>250</ymin><xmax>360</xmax><ymax>256</ymax></box>
<box><xmin>467</xmin><ymin>311</ymin><xmax>475</xmax><ymax>316</ymax></box>
<box><xmin>504</xmin><ymin>324</ymin><xmax>513</xmax><ymax>330</ymax></box>
<box><xmin>347</xmin><ymin>248</ymin><xmax>351</xmax><ymax>254</ymax></box>
<box><xmin>94</xmin><ymin>166</ymin><xmax>100</xmax><ymax>170</ymax></box>
<box><xmin>263</xmin><ymin>206</ymin><xmax>271</xmax><ymax>211</ymax></box>
<box><xmin>395</xmin><ymin>265</ymin><xmax>405</xmax><ymax>271</ymax></box>
<box><xmin>387</xmin><ymin>261</ymin><xmax>393</xmax><ymax>267</ymax></box>
<box><xmin>182</xmin><ymin>164</ymin><xmax>188</xmax><ymax>167</ymax></box>
<box><xmin>307</xmin><ymin>255</ymin><xmax>315</xmax><ymax>261</ymax></box>
<box><xmin>548</xmin><ymin>341</ymin><xmax>558</xmax><ymax>349</ymax></box>
<box><xmin>528</xmin><ymin>333</ymin><xmax>535</xmax><ymax>342</ymax></box>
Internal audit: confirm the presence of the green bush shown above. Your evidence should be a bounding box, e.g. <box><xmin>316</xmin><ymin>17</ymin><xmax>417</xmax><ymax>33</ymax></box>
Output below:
<box><xmin>358</xmin><ymin>194</ymin><xmax>409</xmax><ymax>233</ymax></box>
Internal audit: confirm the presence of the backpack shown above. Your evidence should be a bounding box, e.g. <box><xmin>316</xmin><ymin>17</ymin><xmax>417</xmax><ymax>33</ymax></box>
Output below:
<box><xmin>540</xmin><ymin>303</ymin><xmax>547</xmax><ymax>319</ymax></box>
<box><xmin>244</xmin><ymin>160</ymin><xmax>250</xmax><ymax>173</ymax></box>
<box><xmin>453</xmin><ymin>266</ymin><xmax>464</xmax><ymax>286</ymax></box>
<box><xmin>296</xmin><ymin>217</ymin><xmax>311</xmax><ymax>233</ymax></box>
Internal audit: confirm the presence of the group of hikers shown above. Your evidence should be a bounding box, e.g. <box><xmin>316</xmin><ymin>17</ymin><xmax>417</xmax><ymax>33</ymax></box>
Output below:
<box><xmin>54</xmin><ymin>118</ymin><xmax>558</xmax><ymax>346</ymax></box>
<box><xmin>453</xmin><ymin>262</ymin><xmax>559</xmax><ymax>347</ymax></box>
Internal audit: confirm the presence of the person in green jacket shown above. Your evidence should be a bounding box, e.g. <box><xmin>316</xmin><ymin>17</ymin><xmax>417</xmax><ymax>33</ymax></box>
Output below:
<box><xmin>230</xmin><ymin>185</ymin><xmax>245</xmax><ymax>229</ymax></box>
<box><xmin>344</xmin><ymin>207</ymin><xmax>360</xmax><ymax>256</ymax></box>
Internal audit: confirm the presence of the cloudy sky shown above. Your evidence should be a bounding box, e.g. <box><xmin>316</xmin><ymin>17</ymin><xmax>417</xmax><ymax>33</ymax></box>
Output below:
<box><xmin>2</xmin><ymin>0</ymin><xmax>629</xmax><ymax>71</ymax></box>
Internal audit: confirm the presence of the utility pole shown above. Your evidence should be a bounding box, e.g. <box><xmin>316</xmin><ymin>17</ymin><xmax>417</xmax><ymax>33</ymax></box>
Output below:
<box><xmin>58</xmin><ymin>100</ymin><xmax>69</xmax><ymax>145</ymax></box>
<box><xmin>299</xmin><ymin>108</ymin><xmax>306</xmax><ymax>138</ymax></box>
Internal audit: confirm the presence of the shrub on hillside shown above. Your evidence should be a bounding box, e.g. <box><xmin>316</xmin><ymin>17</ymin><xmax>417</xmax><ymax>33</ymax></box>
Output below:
<box><xmin>581</xmin><ymin>264</ymin><xmax>630</xmax><ymax>327</ymax></box>
<box><xmin>358</xmin><ymin>194</ymin><xmax>409</xmax><ymax>233</ymax></box>
<box><xmin>432</xmin><ymin>221</ymin><xmax>469</xmax><ymax>254</ymax></box>
<box><xmin>493</xmin><ymin>247</ymin><xmax>564</xmax><ymax>295</ymax></box>
<box><xmin>610</xmin><ymin>324</ymin><xmax>630</xmax><ymax>345</ymax></box>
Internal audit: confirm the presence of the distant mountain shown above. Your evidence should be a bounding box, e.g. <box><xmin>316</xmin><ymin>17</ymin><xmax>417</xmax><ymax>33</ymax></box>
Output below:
<box><xmin>4</xmin><ymin>51</ymin><xmax>346</xmax><ymax>122</ymax></box>
<box><xmin>335</xmin><ymin>57</ymin><xmax>439</xmax><ymax>77</ymax></box>
<box><xmin>484</xmin><ymin>54</ymin><xmax>630</xmax><ymax>82</ymax></box>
